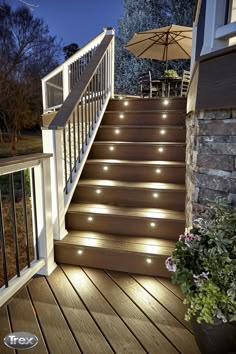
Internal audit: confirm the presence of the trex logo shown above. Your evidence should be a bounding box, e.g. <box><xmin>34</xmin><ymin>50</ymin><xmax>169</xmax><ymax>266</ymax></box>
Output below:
<box><xmin>4</xmin><ymin>332</ymin><xmax>38</xmax><ymax>350</ymax></box>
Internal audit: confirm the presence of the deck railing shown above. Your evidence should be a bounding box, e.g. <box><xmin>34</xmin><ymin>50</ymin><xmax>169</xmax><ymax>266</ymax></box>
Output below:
<box><xmin>0</xmin><ymin>154</ymin><xmax>56</xmax><ymax>307</ymax></box>
<box><xmin>42</xmin><ymin>29</ymin><xmax>109</xmax><ymax>112</ymax></box>
<box><xmin>42</xmin><ymin>28</ymin><xmax>115</xmax><ymax>240</ymax></box>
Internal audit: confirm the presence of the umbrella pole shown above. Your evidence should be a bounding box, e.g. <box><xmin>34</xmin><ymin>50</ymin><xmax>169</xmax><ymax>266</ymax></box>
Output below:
<box><xmin>165</xmin><ymin>60</ymin><xmax>168</xmax><ymax>71</ymax></box>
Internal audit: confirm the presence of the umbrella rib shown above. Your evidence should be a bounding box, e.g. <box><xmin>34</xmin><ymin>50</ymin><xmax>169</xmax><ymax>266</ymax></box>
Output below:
<box><xmin>172</xmin><ymin>39</ymin><xmax>191</xmax><ymax>58</ymax></box>
<box><xmin>125</xmin><ymin>33</ymin><xmax>166</xmax><ymax>48</ymax></box>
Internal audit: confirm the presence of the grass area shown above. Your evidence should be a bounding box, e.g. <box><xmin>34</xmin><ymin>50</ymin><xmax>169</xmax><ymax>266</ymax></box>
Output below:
<box><xmin>0</xmin><ymin>135</ymin><xmax>43</xmax><ymax>158</ymax></box>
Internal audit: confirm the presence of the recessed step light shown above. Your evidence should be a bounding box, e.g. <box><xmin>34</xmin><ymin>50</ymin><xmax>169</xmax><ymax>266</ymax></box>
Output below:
<box><xmin>124</xmin><ymin>101</ymin><xmax>128</xmax><ymax>106</ymax></box>
<box><xmin>146</xmin><ymin>258</ymin><xmax>152</xmax><ymax>264</ymax></box>
<box><xmin>156</xmin><ymin>169</ymin><xmax>161</xmax><ymax>174</ymax></box>
<box><xmin>162</xmin><ymin>114</ymin><xmax>167</xmax><ymax>119</ymax></box>
<box><xmin>153</xmin><ymin>193</ymin><xmax>159</xmax><ymax>198</ymax></box>
<box><xmin>163</xmin><ymin>99</ymin><xmax>169</xmax><ymax>105</ymax></box>
<box><xmin>115</xmin><ymin>129</ymin><xmax>120</xmax><ymax>134</ymax></box>
<box><xmin>150</xmin><ymin>222</ymin><xmax>156</xmax><ymax>228</ymax></box>
<box><xmin>78</xmin><ymin>250</ymin><xmax>83</xmax><ymax>255</ymax></box>
<box><xmin>109</xmin><ymin>146</ymin><xmax>115</xmax><ymax>151</ymax></box>
<box><xmin>158</xmin><ymin>147</ymin><xmax>164</xmax><ymax>152</ymax></box>
<box><xmin>160</xmin><ymin>129</ymin><xmax>166</xmax><ymax>135</ymax></box>
<box><xmin>103</xmin><ymin>166</ymin><xmax>108</xmax><ymax>171</ymax></box>
<box><xmin>87</xmin><ymin>216</ymin><xmax>93</xmax><ymax>222</ymax></box>
<box><xmin>96</xmin><ymin>189</ymin><xmax>101</xmax><ymax>194</ymax></box>
<box><xmin>119</xmin><ymin>114</ymin><xmax>124</xmax><ymax>119</ymax></box>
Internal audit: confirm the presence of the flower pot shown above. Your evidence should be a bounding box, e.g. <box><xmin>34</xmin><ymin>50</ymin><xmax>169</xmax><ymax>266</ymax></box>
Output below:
<box><xmin>191</xmin><ymin>317</ymin><xmax>236</xmax><ymax>354</ymax></box>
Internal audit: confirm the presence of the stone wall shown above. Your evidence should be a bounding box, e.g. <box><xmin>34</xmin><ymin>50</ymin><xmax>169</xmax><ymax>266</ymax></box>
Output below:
<box><xmin>186</xmin><ymin>108</ymin><xmax>236</xmax><ymax>227</ymax></box>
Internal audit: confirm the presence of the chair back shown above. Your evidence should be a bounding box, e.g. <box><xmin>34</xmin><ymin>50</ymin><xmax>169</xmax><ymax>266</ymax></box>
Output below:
<box><xmin>181</xmin><ymin>70</ymin><xmax>190</xmax><ymax>97</ymax></box>
<box><xmin>139</xmin><ymin>71</ymin><xmax>152</xmax><ymax>97</ymax></box>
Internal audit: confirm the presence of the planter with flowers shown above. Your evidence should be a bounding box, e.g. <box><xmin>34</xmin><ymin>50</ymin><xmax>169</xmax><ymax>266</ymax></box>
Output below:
<box><xmin>166</xmin><ymin>198</ymin><xmax>236</xmax><ymax>354</ymax></box>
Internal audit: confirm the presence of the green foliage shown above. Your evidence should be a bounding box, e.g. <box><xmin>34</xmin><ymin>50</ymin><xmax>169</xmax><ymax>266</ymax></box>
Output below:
<box><xmin>63</xmin><ymin>43</ymin><xmax>80</xmax><ymax>60</ymax></box>
<box><xmin>164</xmin><ymin>69</ymin><xmax>178</xmax><ymax>78</ymax></box>
<box><xmin>166</xmin><ymin>198</ymin><xmax>236</xmax><ymax>324</ymax></box>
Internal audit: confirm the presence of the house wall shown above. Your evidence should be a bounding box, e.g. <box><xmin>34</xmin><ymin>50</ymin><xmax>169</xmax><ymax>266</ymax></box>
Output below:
<box><xmin>186</xmin><ymin>0</ymin><xmax>236</xmax><ymax>226</ymax></box>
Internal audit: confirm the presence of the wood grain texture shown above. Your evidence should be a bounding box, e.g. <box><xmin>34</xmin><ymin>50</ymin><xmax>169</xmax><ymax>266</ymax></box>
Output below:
<box><xmin>61</xmin><ymin>264</ymin><xmax>146</xmax><ymax>353</ymax></box>
<box><xmin>8</xmin><ymin>287</ymin><xmax>48</xmax><ymax>354</ymax></box>
<box><xmin>28</xmin><ymin>277</ymin><xmax>80</xmax><ymax>354</ymax></box>
<box><xmin>108</xmin><ymin>270</ymin><xmax>200</xmax><ymax>354</ymax></box>
<box><xmin>47</xmin><ymin>266</ymin><xmax>113</xmax><ymax>354</ymax></box>
<box><xmin>83</xmin><ymin>267</ymin><xmax>178</xmax><ymax>354</ymax></box>
<box><xmin>157</xmin><ymin>277</ymin><xmax>185</xmax><ymax>301</ymax></box>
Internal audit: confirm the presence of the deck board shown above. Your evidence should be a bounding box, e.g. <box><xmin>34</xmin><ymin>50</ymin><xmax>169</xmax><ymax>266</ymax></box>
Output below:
<box><xmin>0</xmin><ymin>306</ymin><xmax>15</xmax><ymax>353</ymax></box>
<box><xmin>47</xmin><ymin>266</ymin><xmax>113</xmax><ymax>354</ymax></box>
<box><xmin>83</xmin><ymin>267</ymin><xmax>178</xmax><ymax>354</ymax></box>
<box><xmin>107</xmin><ymin>270</ymin><xmax>200</xmax><ymax>354</ymax></box>
<box><xmin>0</xmin><ymin>265</ymin><xmax>200</xmax><ymax>354</ymax></box>
<box><xmin>8</xmin><ymin>287</ymin><xmax>48</xmax><ymax>354</ymax></box>
<box><xmin>28</xmin><ymin>277</ymin><xmax>80</xmax><ymax>354</ymax></box>
<box><xmin>61</xmin><ymin>264</ymin><xmax>146</xmax><ymax>353</ymax></box>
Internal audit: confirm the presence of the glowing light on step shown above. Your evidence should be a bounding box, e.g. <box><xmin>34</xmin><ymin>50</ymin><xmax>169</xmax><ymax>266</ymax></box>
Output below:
<box><xmin>103</xmin><ymin>166</ymin><xmax>108</xmax><ymax>171</ymax></box>
<box><xmin>162</xmin><ymin>114</ymin><xmax>167</xmax><ymax>119</ymax></box>
<box><xmin>119</xmin><ymin>96</ymin><xmax>123</xmax><ymax>100</ymax></box>
<box><xmin>160</xmin><ymin>129</ymin><xmax>166</xmax><ymax>135</ymax></box>
<box><xmin>156</xmin><ymin>169</ymin><xmax>161</xmax><ymax>174</ymax></box>
<box><xmin>119</xmin><ymin>114</ymin><xmax>124</xmax><ymax>119</ymax></box>
<box><xmin>115</xmin><ymin>129</ymin><xmax>120</xmax><ymax>134</ymax></box>
<box><xmin>124</xmin><ymin>101</ymin><xmax>129</xmax><ymax>106</ymax></box>
<box><xmin>96</xmin><ymin>189</ymin><xmax>101</xmax><ymax>194</ymax></box>
<box><xmin>78</xmin><ymin>250</ymin><xmax>83</xmax><ymax>255</ymax></box>
<box><xmin>163</xmin><ymin>100</ymin><xmax>169</xmax><ymax>105</ymax></box>
<box><xmin>153</xmin><ymin>193</ymin><xmax>159</xmax><ymax>198</ymax></box>
<box><xmin>146</xmin><ymin>258</ymin><xmax>152</xmax><ymax>264</ymax></box>
<box><xmin>87</xmin><ymin>216</ymin><xmax>93</xmax><ymax>222</ymax></box>
<box><xmin>158</xmin><ymin>147</ymin><xmax>164</xmax><ymax>152</ymax></box>
<box><xmin>109</xmin><ymin>146</ymin><xmax>115</xmax><ymax>151</ymax></box>
<box><xmin>150</xmin><ymin>222</ymin><xmax>156</xmax><ymax>228</ymax></box>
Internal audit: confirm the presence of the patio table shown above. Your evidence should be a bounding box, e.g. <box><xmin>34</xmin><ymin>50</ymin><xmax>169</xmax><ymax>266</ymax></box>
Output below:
<box><xmin>152</xmin><ymin>77</ymin><xmax>182</xmax><ymax>97</ymax></box>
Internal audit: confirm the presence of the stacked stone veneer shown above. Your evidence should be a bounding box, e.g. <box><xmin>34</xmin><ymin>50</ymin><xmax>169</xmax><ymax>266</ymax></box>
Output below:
<box><xmin>186</xmin><ymin>109</ymin><xmax>236</xmax><ymax>227</ymax></box>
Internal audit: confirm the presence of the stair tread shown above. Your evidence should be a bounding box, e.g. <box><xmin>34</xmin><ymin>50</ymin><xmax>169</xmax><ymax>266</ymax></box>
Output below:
<box><xmin>55</xmin><ymin>231</ymin><xmax>175</xmax><ymax>256</ymax></box>
<box><xmin>93</xmin><ymin>141</ymin><xmax>186</xmax><ymax>146</ymax></box>
<box><xmin>100</xmin><ymin>125</ymin><xmax>185</xmax><ymax>129</ymax></box>
<box><xmin>86</xmin><ymin>159</ymin><xmax>185</xmax><ymax>166</ymax></box>
<box><xmin>68</xmin><ymin>202</ymin><xmax>185</xmax><ymax>221</ymax></box>
<box><xmin>78</xmin><ymin>179</ymin><xmax>186</xmax><ymax>191</ymax></box>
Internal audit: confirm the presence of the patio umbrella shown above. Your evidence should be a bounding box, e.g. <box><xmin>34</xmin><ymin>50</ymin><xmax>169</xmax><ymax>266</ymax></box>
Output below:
<box><xmin>125</xmin><ymin>24</ymin><xmax>192</xmax><ymax>70</ymax></box>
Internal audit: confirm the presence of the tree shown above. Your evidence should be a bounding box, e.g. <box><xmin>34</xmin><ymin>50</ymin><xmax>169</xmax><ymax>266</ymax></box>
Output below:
<box><xmin>115</xmin><ymin>0</ymin><xmax>171</xmax><ymax>95</ymax></box>
<box><xmin>0</xmin><ymin>1</ymin><xmax>62</xmax><ymax>152</ymax></box>
<box><xmin>63</xmin><ymin>43</ymin><xmax>80</xmax><ymax>60</ymax></box>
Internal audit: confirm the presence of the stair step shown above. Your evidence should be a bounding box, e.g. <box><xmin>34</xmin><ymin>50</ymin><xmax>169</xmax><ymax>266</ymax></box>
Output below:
<box><xmin>73</xmin><ymin>180</ymin><xmax>185</xmax><ymax>210</ymax></box>
<box><xmin>107</xmin><ymin>97</ymin><xmax>187</xmax><ymax>111</ymax></box>
<box><xmin>89</xmin><ymin>142</ymin><xmax>186</xmax><ymax>161</ymax></box>
<box><xmin>54</xmin><ymin>231</ymin><xmax>175</xmax><ymax>277</ymax></box>
<box><xmin>81</xmin><ymin>159</ymin><xmax>186</xmax><ymax>183</ymax></box>
<box><xmin>66</xmin><ymin>203</ymin><xmax>185</xmax><ymax>239</ymax></box>
<box><xmin>95</xmin><ymin>125</ymin><xmax>185</xmax><ymax>142</ymax></box>
<box><xmin>102</xmin><ymin>111</ymin><xmax>186</xmax><ymax>126</ymax></box>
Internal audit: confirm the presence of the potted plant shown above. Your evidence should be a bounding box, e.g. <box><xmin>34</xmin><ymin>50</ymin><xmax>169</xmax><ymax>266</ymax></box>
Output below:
<box><xmin>163</xmin><ymin>69</ymin><xmax>179</xmax><ymax>78</ymax></box>
<box><xmin>165</xmin><ymin>198</ymin><xmax>236</xmax><ymax>354</ymax></box>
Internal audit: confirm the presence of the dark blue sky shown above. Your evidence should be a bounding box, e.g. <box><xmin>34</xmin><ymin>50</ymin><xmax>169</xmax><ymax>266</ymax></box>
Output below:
<box><xmin>9</xmin><ymin>0</ymin><xmax>123</xmax><ymax>47</ymax></box>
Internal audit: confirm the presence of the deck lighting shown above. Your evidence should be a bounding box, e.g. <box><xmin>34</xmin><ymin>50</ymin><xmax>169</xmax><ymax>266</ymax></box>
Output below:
<box><xmin>162</xmin><ymin>114</ymin><xmax>167</xmax><ymax>118</ymax></box>
<box><xmin>87</xmin><ymin>216</ymin><xmax>93</xmax><ymax>222</ymax></box>
<box><xmin>163</xmin><ymin>100</ymin><xmax>169</xmax><ymax>105</ymax></box>
<box><xmin>109</xmin><ymin>146</ymin><xmax>114</xmax><ymax>151</ymax></box>
<box><xmin>115</xmin><ymin>129</ymin><xmax>120</xmax><ymax>134</ymax></box>
<box><xmin>96</xmin><ymin>189</ymin><xmax>101</xmax><ymax>194</ymax></box>
<box><xmin>119</xmin><ymin>114</ymin><xmax>124</xmax><ymax>119</ymax></box>
<box><xmin>103</xmin><ymin>166</ymin><xmax>108</xmax><ymax>171</ymax></box>
<box><xmin>78</xmin><ymin>250</ymin><xmax>83</xmax><ymax>255</ymax></box>
<box><xmin>158</xmin><ymin>147</ymin><xmax>164</xmax><ymax>152</ymax></box>
<box><xmin>156</xmin><ymin>169</ymin><xmax>161</xmax><ymax>174</ymax></box>
<box><xmin>146</xmin><ymin>258</ymin><xmax>152</xmax><ymax>264</ymax></box>
<box><xmin>119</xmin><ymin>96</ymin><xmax>123</xmax><ymax>100</ymax></box>
<box><xmin>124</xmin><ymin>101</ymin><xmax>129</xmax><ymax>106</ymax></box>
<box><xmin>150</xmin><ymin>222</ymin><xmax>156</xmax><ymax>228</ymax></box>
<box><xmin>160</xmin><ymin>129</ymin><xmax>166</xmax><ymax>135</ymax></box>
<box><xmin>153</xmin><ymin>193</ymin><xmax>159</xmax><ymax>198</ymax></box>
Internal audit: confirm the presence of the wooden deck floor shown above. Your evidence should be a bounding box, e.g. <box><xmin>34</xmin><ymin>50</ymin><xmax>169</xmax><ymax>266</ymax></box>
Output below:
<box><xmin>0</xmin><ymin>265</ymin><xmax>200</xmax><ymax>354</ymax></box>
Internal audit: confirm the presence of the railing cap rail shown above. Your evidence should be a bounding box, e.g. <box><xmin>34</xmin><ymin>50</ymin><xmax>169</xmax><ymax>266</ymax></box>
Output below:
<box><xmin>0</xmin><ymin>153</ymin><xmax>52</xmax><ymax>169</ymax></box>
<box><xmin>47</xmin><ymin>33</ymin><xmax>114</xmax><ymax>129</ymax></box>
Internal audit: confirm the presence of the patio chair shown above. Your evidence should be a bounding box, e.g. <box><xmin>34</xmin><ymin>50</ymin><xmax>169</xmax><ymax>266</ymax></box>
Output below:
<box><xmin>139</xmin><ymin>71</ymin><xmax>161</xmax><ymax>98</ymax></box>
<box><xmin>180</xmin><ymin>70</ymin><xmax>190</xmax><ymax>97</ymax></box>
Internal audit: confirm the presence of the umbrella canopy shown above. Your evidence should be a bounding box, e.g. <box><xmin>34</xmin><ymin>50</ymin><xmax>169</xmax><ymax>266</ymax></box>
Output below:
<box><xmin>125</xmin><ymin>24</ymin><xmax>192</xmax><ymax>63</ymax></box>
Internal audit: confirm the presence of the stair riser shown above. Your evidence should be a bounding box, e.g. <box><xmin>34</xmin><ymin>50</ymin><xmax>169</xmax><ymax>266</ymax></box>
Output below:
<box><xmin>54</xmin><ymin>244</ymin><xmax>171</xmax><ymax>277</ymax></box>
<box><xmin>66</xmin><ymin>213</ymin><xmax>184</xmax><ymax>240</ymax></box>
<box><xmin>81</xmin><ymin>165</ymin><xmax>185</xmax><ymax>183</ymax></box>
<box><xmin>102</xmin><ymin>112</ymin><xmax>185</xmax><ymax>126</ymax></box>
<box><xmin>107</xmin><ymin>98</ymin><xmax>186</xmax><ymax>111</ymax></box>
<box><xmin>95</xmin><ymin>128</ymin><xmax>186</xmax><ymax>142</ymax></box>
<box><xmin>73</xmin><ymin>186</ymin><xmax>185</xmax><ymax>210</ymax></box>
<box><xmin>89</xmin><ymin>144</ymin><xmax>186</xmax><ymax>161</ymax></box>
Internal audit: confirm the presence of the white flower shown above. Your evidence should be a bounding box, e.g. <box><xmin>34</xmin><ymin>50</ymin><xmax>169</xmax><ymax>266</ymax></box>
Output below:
<box><xmin>165</xmin><ymin>256</ymin><xmax>176</xmax><ymax>272</ymax></box>
<box><xmin>193</xmin><ymin>272</ymin><xmax>209</xmax><ymax>287</ymax></box>
<box><xmin>185</xmin><ymin>232</ymin><xmax>201</xmax><ymax>248</ymax></box>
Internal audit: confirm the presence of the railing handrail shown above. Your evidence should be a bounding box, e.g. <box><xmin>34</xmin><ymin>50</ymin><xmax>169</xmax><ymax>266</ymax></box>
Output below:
<box><xmin>48</xmin><ymin>34</ymin><xmax>114</xmax><ymax>129</ymax></box>
<box><xmin>41</xmin><ymin>30</ymin><xmax>106</xmax><ymax>83</ymax></box>
<box><xmin>0</xmin><ymin>153</ymin><xmax>52</xmax><ymax>170</ymax></box>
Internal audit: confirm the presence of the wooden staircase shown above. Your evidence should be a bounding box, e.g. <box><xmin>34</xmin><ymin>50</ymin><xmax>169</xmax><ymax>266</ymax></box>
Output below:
<box><xmin>55</xmin><ymin>97</ymin><xmax>186</xmax><ymax>277</ymax></box>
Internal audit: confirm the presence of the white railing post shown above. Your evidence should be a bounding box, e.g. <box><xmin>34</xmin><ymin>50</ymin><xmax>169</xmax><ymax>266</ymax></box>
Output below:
<box><xmin>105</xmin><ymin>28</ymin><xmax>115</xmax><ymax>98</ymax></box>
<box><xmin>63</xmin><ymin>62</ymin><xmax>70</xmax><ymax>101</ymax></box>
<box><xmin>33</xmin><ymin>157</ymin><xmax>57</xmax><ymax>275</ymax></box>
<box><xmin>41</xmin><ymin>79</ymin><xmax>47</xmax><ymax>113</ymax></box>
<box><xmin>42</xmin><ymin>128</ymin><xmax>67</xmax><ymax>240</ymax></box>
